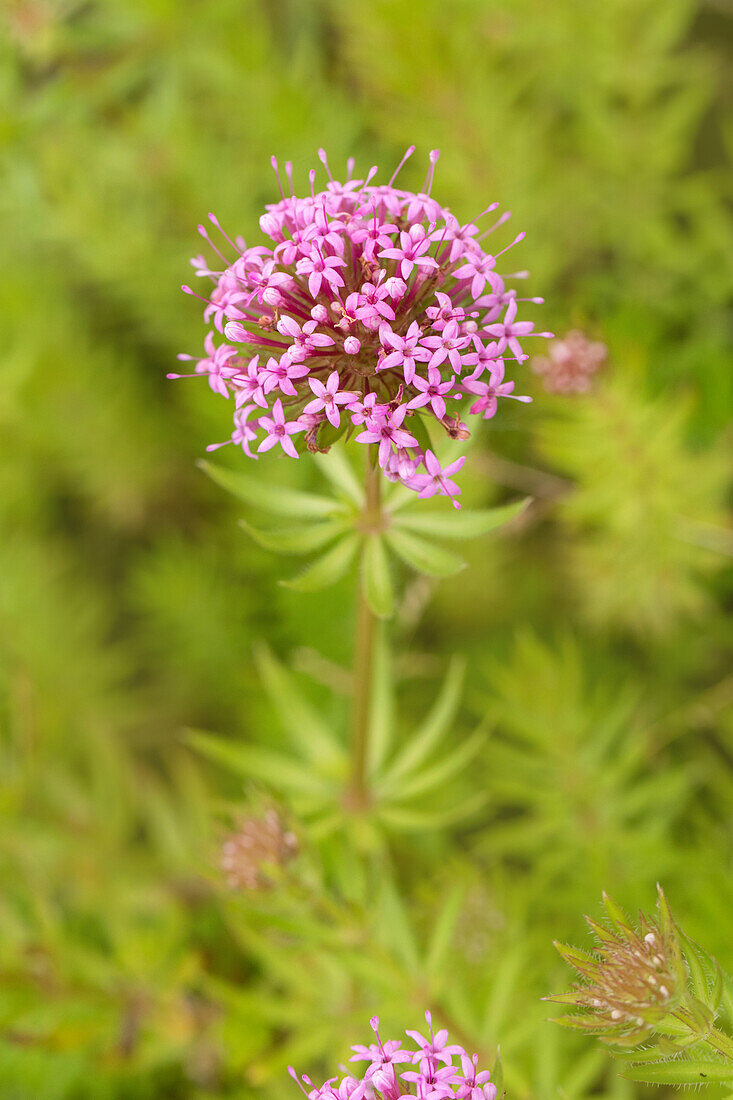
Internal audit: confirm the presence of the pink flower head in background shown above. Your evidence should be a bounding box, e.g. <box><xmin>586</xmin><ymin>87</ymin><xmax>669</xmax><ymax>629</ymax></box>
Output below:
<box><xmin>532</xmin><ymin>329</ymin><xmax>607</xmax><ymax>394</ymax></box>
<box><xmin>173</xmin><ymin>147</ymin><xmax>551</xmax><ymax>507</ymax></box>
<box><xmin>290</xmin><ymin>1014</ymin><xmax>497</xmax><ymax>1100</ymax></box>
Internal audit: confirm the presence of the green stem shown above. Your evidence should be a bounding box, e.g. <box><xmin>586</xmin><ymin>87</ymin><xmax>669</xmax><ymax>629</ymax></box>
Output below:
<box><xmin>347</xmin><ymin>446</ymin><xmax>381</xmax><ymax>809</ymax></box>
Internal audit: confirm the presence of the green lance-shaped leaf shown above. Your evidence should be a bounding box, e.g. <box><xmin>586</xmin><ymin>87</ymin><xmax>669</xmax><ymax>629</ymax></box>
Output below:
<box><xmin>391</xmin><ymin>498</ymin><xmax>529</xmax><ymax>540</ymax></box>
<box><xmin>280</xmin><ymin>533</ymin><xmax>360</xmax><ymax>592</ymax></box>
<box><xmin>376</xmin><ymin>791</ymin><xmax>488</xmax><ymax>831</ymax></box>
<box><xmin>550</xmin><ymin>940</ymin><xmax>601</xmax><ymax>977</ymax></box>
<box><xmin>491</xmin><ymin>1050</ymin><xmax>503</xmax><ymax>1096</ymax></box>
<box><xmin>381</xmin><ymin>657</ymin><xmax>465</xmax><ymax>786</ymax></box>
<box><xmin>680</xmin><ymin>931</ymin><xmax>721</xmax><ymax>1012</ymax></box>
<box><xmin>621</xmin><ymin>1060</ymin><xmax>733</xmax><ymax>1086</ymax></box>
<box><xmin>198</xmin><ymin>459</ymin><xmax>343</xmax><ymax>519</ymax></box>
<box><xmin>381</xmin><ymin>727</ymin><xmax>486</xmax><ymax>801</ymax></box>
<box><xmin>315</xmin><ymin>416</ymin><xmax>350</xmax><ymax>456</ymax></box>
<box><xmin>186</xmin><ymin>730</ymin><xmax>335</xmax><ymax>797</ymax></box>
<box><xmin>361</xmin><ymin>535</ymin><xmax>394</xmax><ymax>619</ymax></box>
<box><xmin>601</xmin><ymin>892</ymin><xmax>635</xmax><ymax>937</ymax></box>
<box><xmin>426</xmin><ymin>884</ymin><xmax>464</xmax><ymax>985</ymax></box>
<box><xmin>385</xmin><ymin>527</ymin><xmax>466</xmax><ymax>577</ymax></box>
<box><xmin>312</xmin><ymin>448</ymin><xmax>363</xmax><ymax>507</ymax></box>
<box><xmin>252</xmin><ymin>643</ymin><xmax>345</xmax><ymax>769</ymax></box>
<box><xmin>239</xmin><ymin>518</ymin><xmax>349</xmax><ymax>555</ymax></box>
<box><xmin>366</xmin><ymin>626</ymin><xmax>395</xmax><ymax>778</ymax></box>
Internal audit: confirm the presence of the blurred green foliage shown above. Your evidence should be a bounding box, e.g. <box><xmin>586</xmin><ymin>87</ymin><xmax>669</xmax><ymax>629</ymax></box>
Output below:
<box><xmin>1</xmin><ymin>0</ymin><xmax>732</xmax><ymax>1097</ymax></box>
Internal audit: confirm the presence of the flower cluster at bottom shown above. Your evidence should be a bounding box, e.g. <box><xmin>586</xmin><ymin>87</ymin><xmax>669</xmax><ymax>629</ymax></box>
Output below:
<box><xmin>289</xmin><ymin>1013</ymin><xmax>498</xmax><ymax>1100</ymax></box>
<box><xmin>173</xmin><ymin>147</ymin><xmax>550</xmax><ymax>508</ymax></box>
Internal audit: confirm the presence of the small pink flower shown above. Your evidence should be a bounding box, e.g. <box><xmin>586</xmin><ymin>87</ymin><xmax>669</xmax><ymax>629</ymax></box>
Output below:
<box><xmin>462</xmin><ymin>362</ymin><xmax>532</xmax><ymax>419</ymax></box>
<box><xmin>407</xmin><ymin>365</ymin><xmax>457</xmax><ymax>420</ymax></box>
<box><xmin>421</xmin><ymin>320</ymin><xmax>471</xmax><ymax>373</ymax></box>
<box><xmin>378</xmin><ymin>321</ymin><xmax>430</xmax><ymax>384</ymax></box>
<box><xmin>257</xmin><ymin>398</ymin><xmax>304</xmax><ymax>458</ymax></box>
<box><xmin>296</xmin><ymin>247</ymin><xmax>347</xmax><ymax>298</ymax></box>
<box><xmin>356</xmin><ymin>404</ymin><xmax>418</xmax><ymax>468</ymax></box>
<box><xmin>380</xmin><ymin>224</ymin><xmax>439</xmax><ymax>280</ymax></box>
<box><xmin>483</xmin><ymin>297</ymin><xmax>550</xmax><ymax>361</ymax></box>
<box><xmin>303</xmin><ymin>371</ymin><xmax>359</xmax><ymax>428</ymax></box>
<box><xmin>410</xmin><ymin>450</ymin><xmax>466</xmax><ymax>508</ymax></box>
<box><xmin>260</xmin><ymin>355</ymin><xmax>310</xmax><ymax>397</ymax></box>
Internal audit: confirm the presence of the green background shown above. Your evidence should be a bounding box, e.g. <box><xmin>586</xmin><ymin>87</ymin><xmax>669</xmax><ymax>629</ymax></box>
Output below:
<box><xmin>1</xmin><ymin>1</ymin><xmax>732</xmax><ymax>1097</ymax></box>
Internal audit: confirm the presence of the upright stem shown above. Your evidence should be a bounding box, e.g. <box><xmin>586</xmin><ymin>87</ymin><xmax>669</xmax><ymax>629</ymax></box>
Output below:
<box><xmin>348</xmin><ymin>446</ymin><xmax>381</xmax><ymax>809</ymax></box>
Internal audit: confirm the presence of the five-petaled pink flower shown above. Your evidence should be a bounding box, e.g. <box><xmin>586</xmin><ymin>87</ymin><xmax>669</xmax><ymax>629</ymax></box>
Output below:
<box><xmin>257</xmin><ymin>398</ymin><xmax>304</xmax><ymax>457</ymax></box>
<box><xmin>356</xmin><ymin>404</ymin><xmax>418</xmax><ymax>468</ymax></box>
<box><xmin>304</xmin><ymin>371</ymin><xmax>359</xmax><ymax>428</ymax></box>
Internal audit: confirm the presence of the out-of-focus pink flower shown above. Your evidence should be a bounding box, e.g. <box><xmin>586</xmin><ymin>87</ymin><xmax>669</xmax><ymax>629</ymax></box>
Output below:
<box><xmin>532</xmin><ymin>329</ymin><xmax>607</xmax><ymax>394</ymax></box>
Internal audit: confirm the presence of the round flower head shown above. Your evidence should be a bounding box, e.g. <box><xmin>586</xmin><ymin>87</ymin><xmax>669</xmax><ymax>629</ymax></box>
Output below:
<box><xmin>173</xmin><ymin>148</ymin><xmax>550</xmax><ymax>507</ymax></box>
<box><xmin>289</xmin><ymin>1013</ymin><xmax>497</xmax><ymax>1100</ymax></box>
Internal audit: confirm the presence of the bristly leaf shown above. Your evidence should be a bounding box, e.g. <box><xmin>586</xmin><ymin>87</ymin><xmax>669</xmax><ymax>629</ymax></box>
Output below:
<box><xmin>239</xmin><ymin>518</ymin><xmax>348</xmax><ymax>555</ymax></box>
<box><xmin>600</xmin><ymin>892</ymin><xmax>635</xmax><ymax>937</ymax></box>
<box><xmin>386</xmin><ymin>528</ymin><xmax>466</xmax><ymax>577</ymax></box>
<box><xmin>551</xmin><ymin>941</ymin><xmax>600</xmax><ymax>974</ymax></box>
<box><xmin>198</xmin><ymin>459</ymin><xmax>343</xmax><ymax>518</ymax></box>
<box><xmin>621</xmin><ymin>1060</ymin><xmax>733</xmax><ymax>1085</ymax></box>
<box><xmin>362</xmin><ymin>535</ymin><xmax>394</xmax><ymax>619</ymax></box>
<box><xmin>280</xmin><ymin>534</ymin><xmax>360</xmax><ymax>592</ymax></box>
<box><xmin>391</xmin><ymin>498</ymin><xmax>529</xmax><ymax>539</ymax></box>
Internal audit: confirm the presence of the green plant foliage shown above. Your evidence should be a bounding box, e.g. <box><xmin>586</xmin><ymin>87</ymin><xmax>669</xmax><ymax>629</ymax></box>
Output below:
<box><xmin>1</xmin><ymin>0</ymin><xmax>731</xmax><ymax>1097</ymax></box>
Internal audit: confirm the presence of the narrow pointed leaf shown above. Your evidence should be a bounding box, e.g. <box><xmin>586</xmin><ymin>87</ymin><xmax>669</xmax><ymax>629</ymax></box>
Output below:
<box><xmin>386</xmin><ymin>528</ymin><xmax>466</xmax><ymax>577</ymax></box>
<box><xmin>392</xmin><ymin>499</ymin><xmax>529</xmax><ymax>539</ymax></box>
<box><xmin>377</xmin><ymin>791</ymin><xmax>487</xmax><ymax>831</ymax></box>
<box><xmin>186</xmin><ymin>730</ymin><xmax>334</xmax><ymax>796</ymax></box>
<box><xmin>622</xmin><ymin>1061</ymin><xmax>733</xmax><ymax>1085</ymax></box>
<box><xmin>601</xmin><ymin>893</ymin><xmax>635</xmax><ymax>936</ymax></box>
<box><xmin>280</xmin><ymin>534</ymin><xmax>360</xmax><ymax>592</ymax></box>
<box><xmin>198</xmin><ymin>459</ymin><xmax>342</xmax><ymax>518</ymax></box>
<box><xmin>491</xmin><ymin>1050</ymin><xmax>503</xmax><ymax>1095</ymax></box>
<box><xmin>367</xmin><ymin>627</ymin><xmax>395</xmax><ymax>778</ymax></box>
<box><xmin>552</xmin><ymin>941</ymin><xmax>600</xmax><ymax>971</ymax></box>
<box><xmin>239</xmin><ymin>518</ymin><xmax>348</xmax><ymax>555</ymax></box>
<box><xmin>316</xmin><ymin>417</ymin><xmax>350</xmax><ymax>455</ymax></box>
<box><xmin>426</xmin><ymin>884</ymin><xmax>464</xmax><ymax>982</ymax></box>
<box><xmin>253</xmin><ymin>643</ymin><xmax>344</xmax><ymax>768</ymax></box>
<box><xmin>382</xmin><ymin>658</ymin><xmax>465</xmax><ymax>784</ymax></box>
<box><xmin>381</xmin><ymin>728</ymin><xmax>486</xmax><ymax>801</ymax></box>
<box><xmin>362</xmin><ymin>535</ymin><xmax>394</xmax><ymax>619</ymax></box>
<box><xmin>313</xmin><ymin>448</ymin><xmax>364</xmax><ymax>506</ymax></box>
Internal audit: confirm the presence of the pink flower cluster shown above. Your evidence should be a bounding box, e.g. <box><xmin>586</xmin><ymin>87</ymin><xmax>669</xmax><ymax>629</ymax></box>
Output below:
<box><xmin>532</xmin><ymin>329</ymin><xmax>607</xmax><ymax>394</ymax></box>
<box><xmin>289</xmin><ymin>1014</ymin><xmax>497</xmax><ymax>1100</ymax></box>
<box><xmin>173</xmin><ymin>148</ymin><xmax>550</xmax><ymax>508</ymax></box>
